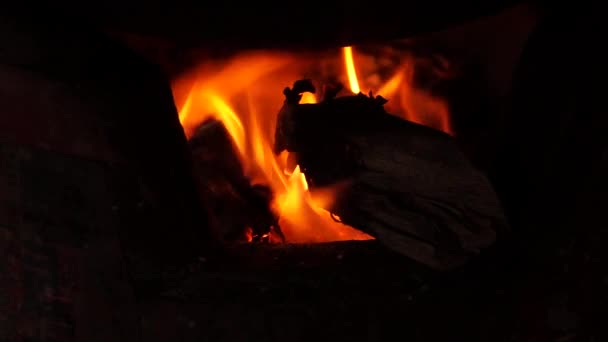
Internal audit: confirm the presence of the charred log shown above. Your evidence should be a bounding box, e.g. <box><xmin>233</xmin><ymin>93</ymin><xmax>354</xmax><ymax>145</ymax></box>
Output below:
<box><xmin>275</xmin><ymin>81</ymin><xmax>507</xmax><ymax>270</ymax></box>
<box><xmin>190</xmin><ymin>119</ymin><xmax>283</xmax><ymax>243</ymax></box>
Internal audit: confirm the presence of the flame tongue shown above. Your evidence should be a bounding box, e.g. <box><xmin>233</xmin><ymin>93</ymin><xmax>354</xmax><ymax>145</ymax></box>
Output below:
<box><xmin>343</xmin><ymin>46</ymin><xmax>360</xmax><ymax>94</ymax></box>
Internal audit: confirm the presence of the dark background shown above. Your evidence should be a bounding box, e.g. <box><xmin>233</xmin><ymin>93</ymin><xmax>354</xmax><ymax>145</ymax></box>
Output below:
<box><xmin>38</xmin><ymin>0</ymin><xmax>517</xmax><ymax>50</ymax></box>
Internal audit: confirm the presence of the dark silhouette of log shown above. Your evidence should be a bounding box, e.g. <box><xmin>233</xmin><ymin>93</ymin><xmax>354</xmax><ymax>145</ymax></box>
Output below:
<box><xmin>0</xmin><ymin>9</ymin><xmax>207</xmax><ymax>340</ymax></box>
<box><xmin>274</xmin><ymin>81</ymin><xmax>508</xmax><ymax>270</ymax></box>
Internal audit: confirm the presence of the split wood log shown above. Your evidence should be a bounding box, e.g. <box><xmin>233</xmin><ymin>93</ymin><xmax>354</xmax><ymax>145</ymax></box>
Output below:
<box><xmin>274</xmin><ymin>80</ymin><xmax>508</xmax><ymax>270</ymax></box>
<box><xmin>190</xmin><ymin>119</ymin><xmax>283</xmax><ymax>243</ymax></box>
<box><xmin>0</xmin><ymin>9</ymin><xmax>203</xmax><ymax>340</ymax></box>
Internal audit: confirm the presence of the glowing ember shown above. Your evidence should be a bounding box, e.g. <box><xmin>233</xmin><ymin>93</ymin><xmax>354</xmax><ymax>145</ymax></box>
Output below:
<box><xmin>174</xmin><ymin>45</ymin><xmax>454</xmax><ymax>243</ymax></box>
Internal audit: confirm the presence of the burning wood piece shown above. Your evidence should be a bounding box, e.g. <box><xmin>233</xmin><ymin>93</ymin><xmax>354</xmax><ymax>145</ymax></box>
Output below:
<box><xmin>274</xmin><ymin>80</ymin><xmax>508</xmax><ymax>270</ymax></box>
<box><xmin>190</xmin><ymin>119</ymin><xmax>283</xmax><ymax>243</ymax></box>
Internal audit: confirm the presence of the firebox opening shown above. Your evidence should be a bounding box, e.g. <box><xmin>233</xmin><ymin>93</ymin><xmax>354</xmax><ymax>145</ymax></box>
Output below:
<box><xmin>97</xmin><ymin>3</ymin><xmax>537</xmax><ymax>271</ymax></box>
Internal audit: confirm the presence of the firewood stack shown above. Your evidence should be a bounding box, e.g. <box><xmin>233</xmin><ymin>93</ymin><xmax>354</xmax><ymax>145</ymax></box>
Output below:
<box><xmin>274</xmin><ymin>80</ymin><xmax>508</xmax><ymax>270</ymax></box>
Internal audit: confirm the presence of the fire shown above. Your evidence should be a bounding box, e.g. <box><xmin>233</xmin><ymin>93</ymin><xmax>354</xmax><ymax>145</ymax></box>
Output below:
<box><xmin>300</xmin><ymin>92</ymin><xmax>317</xmax><ymax>104</ymax></box>
<box><xmin>174</xmin><ymin>45</ymin><xmax>454</xmax><ymax>243</ymax></box>
<box><xmin>343</xmin><ymin>46</ymin><xmax>360</xmax><ymax>94</ymax></box>
<box><xmin>277</xmin><ymin>166</ymin><xmax>371</xmax><ymax>242</ymax></box>
<box><xmin>378</xmin><ymin>60</ymin><xmax>453</xmax><ymax>134</ymax></box>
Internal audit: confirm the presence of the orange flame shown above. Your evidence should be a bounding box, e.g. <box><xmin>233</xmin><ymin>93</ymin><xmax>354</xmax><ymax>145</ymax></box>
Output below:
<box><xmin>343</xmin><ymin>46</ymin><xmax>361</xmax><ymax>94</ymax></box>
<box><xmin>276</xmin><ymin>166</ymin><xmax>371</xmax><ymax>242</ymax></box>
<box><xmin>174</xmin><ymin>45</ymin><xmax>454</xmax><ymax>243</ymax></box>
<box><xmin>300</xmin><ymin>92</ymin><xmax>317</xmax><ymax>104</ymax></box>
<box><xmin>388</xmin><ymin>60</ymin><xmax>452</xmax><ymax>134</ymax></box>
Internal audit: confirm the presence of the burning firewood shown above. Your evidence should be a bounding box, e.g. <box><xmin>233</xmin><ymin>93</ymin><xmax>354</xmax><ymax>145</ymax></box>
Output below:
<box><xmin>190</xmin><ymin>119</ymin><xmax>283</xmax><ymax>243</ymax></box>
<box><xmin>274</xmin><ymin>80</ymin><xmax>508</xmax><ymax>270</ymax></box>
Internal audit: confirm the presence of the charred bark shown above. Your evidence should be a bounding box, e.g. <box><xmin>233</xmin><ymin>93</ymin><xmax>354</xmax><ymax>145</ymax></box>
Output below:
<box><xmin>275</xmin><ymin>81</ymin><xmax>507</xmax><ymax>270</ymax></box>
